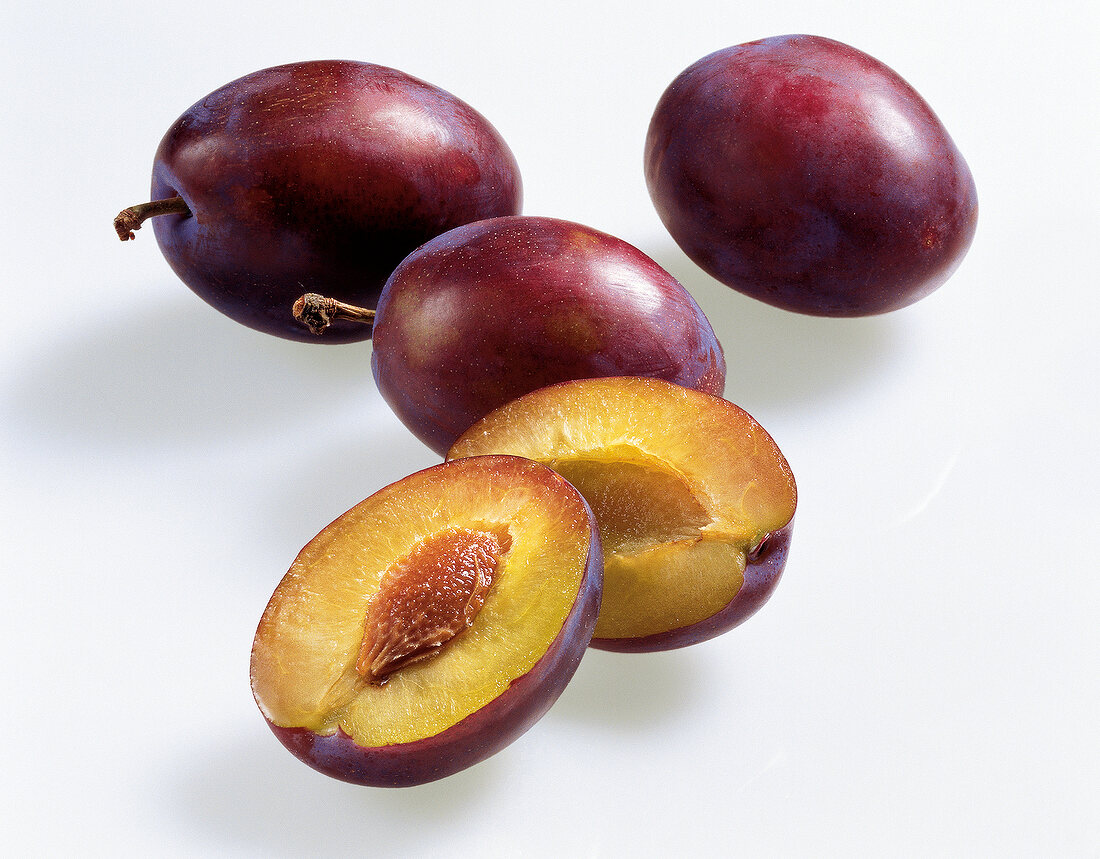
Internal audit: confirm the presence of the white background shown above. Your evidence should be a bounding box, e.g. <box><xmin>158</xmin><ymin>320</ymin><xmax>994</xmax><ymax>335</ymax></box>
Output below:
<box><xmin>2</xmin><ymin>2</ymin><xmax>1097</xmax><ymax>856</ymax></box>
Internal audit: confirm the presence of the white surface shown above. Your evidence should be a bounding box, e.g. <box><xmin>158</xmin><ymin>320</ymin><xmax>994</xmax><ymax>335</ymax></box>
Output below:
<box><xmin>2</xmin><ymin>2</ymin><xmax>1097</xmax><ymax>856</ymax></box>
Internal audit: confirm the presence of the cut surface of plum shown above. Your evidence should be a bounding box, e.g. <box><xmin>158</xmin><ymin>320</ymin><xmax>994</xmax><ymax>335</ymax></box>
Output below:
<box><xmin>547</xmin><ymin>456</ymin><xmax>711</xmax><ymax>556</ymax></box>
<box><xmin>250</xmin><ymin>455</ymin><xmax>602</xmax><ymax>786</ymax></box>
<box><xmin>448</xmin><ymin>378</ymin><xmax>796</xmax><ymax>650</ymax></box>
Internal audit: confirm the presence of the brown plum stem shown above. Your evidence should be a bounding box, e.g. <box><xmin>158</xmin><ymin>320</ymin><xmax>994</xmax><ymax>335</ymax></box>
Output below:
<box><xmin>114</xmin><ymin>196</ymin><xmax>191</xmax><ymax>241</ymax></box>
<box><xmin>293</xmin><ymin>293</ymin><xmax>376</xmax><ymax>336</ymax></box>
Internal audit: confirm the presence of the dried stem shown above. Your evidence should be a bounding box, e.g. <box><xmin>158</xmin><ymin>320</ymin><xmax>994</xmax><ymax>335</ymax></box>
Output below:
<box><xmin>114</xmin><ymin>196</ymin><xmax>191</xmax><ymax>241</ymax></box>
<box><xmin>293</xmin><ymin>293</ymin><xmax>376</xmax><ymax>336</ymax></box>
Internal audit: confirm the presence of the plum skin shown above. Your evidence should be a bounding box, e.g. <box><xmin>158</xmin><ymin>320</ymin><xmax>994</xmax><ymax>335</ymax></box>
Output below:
<box><xmin>150</xmin><ymin>60</ymin><xmax>521</xmax><ymax>342</ymax></box>
<box><xmin>371</xmin><ymin>215</ymin><xmax>727</xmax><ymax>454</ymax></box>
<box><xmin>257</xmin><ymin>504</ymin><xmax>603</xmax><ymax>788</ymax></box>
<box><xmin>645</xmin><ymin>34</ymin><xmax>978</xmax><ymax>316</ymax></box>
<box><xmin>590</xmin><ymin>520</ymin><xmax>793</xmax><ymax>652</ymax></box>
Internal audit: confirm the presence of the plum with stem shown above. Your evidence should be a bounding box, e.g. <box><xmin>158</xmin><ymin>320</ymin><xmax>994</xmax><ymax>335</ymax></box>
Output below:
<box><xmin>296</xmin><ymin>215</ymin><xmax>726</xmax><ymax>454</ymax></box>
<box><xmin>114</xmin><ymin>60</ymin><xmax>521</xmax><ymax>342</ymax></box>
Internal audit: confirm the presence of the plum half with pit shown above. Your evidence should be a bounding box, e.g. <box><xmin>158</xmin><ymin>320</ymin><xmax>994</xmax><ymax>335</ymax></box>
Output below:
<box><xmin>645</xmin><ymin>34</ymin><xmax>978</xmax><ymax>316</ymax></box>
<box><xmin>295</xmin><ymin>215</ymin><xmax>726</xmax><ymax>453</ymax></box>
<box><xmin>448</xmin><ymin>377</ymin><xmax>796</xmax><ymax>652</ymax></box>
<box><xmin>114</xmin><ymin>60</ymin><xmax>521</xmax><ymax>342</ymax></box>
<box><xmin>250</xmin><ymin>455</ymin><xmax>602</xmax><ymax>787</ymax></box>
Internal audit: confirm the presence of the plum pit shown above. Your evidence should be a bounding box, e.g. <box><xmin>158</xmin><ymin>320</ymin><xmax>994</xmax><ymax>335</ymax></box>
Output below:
<box><xmin>357</xmin><ymin>526</ymin><xmax>512</xmax><ymax>684</ymax></box>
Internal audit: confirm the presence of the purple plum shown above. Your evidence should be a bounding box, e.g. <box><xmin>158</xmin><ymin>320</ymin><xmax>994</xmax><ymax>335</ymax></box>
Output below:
<box><xmin>115</xmin><ymin>60</ymin><xmax>521</xmax><ymax>342</ymax></box>
<box><xmin>368</xmin><ymin>215</ymin><xmax>727</xmax><ymax>453</ymax></box>
<box><xmin>645</xmin><ymin>35</ymin><xmax>978</xmax><ymax>316</ymax></box>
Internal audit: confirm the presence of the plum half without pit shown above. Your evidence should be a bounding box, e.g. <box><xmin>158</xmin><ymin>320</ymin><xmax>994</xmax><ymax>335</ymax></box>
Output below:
<box><xmin>114</xmin><ymin>60</ymin><xmax>521</xmax><ymax>342</ymax></box>
<box><xmin>448</xmin><ymin>377</ymin><xmax>797</xmax><ymax>652</ymax></box>
<box><xmin>294</xmin><ymin>215</ymin><xmax>726</xmax><ymax>453</ymax></box>
<box><xmin>250</xmin><ymin>455</ymin><xmax>602</xmax><ymax>787</ymax></box>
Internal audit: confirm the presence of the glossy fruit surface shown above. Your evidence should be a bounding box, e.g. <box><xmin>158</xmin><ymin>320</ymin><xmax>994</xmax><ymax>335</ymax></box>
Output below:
<box><xmin>143</xmin><ymin>60</ymin><xmax>521</xmax><ymax>341</ymax></box>
<box><xmin>251</xmin><ymin>455</ymin><xmax>602</xmax><ymax>787</ymax></box>
<box><xmin>371</xmin><ymin>215</ymin><xmax>726</xmax><ymax>454</ymax></box>
<box><xmin>645</xmin><ymin>34</ymin><xmax>978</xmax><ymax>316</ymax></box>
<box><xmin>448</xmin><ymin>377</ymin><xmax>796</xmax><ymax>651</ymax></box>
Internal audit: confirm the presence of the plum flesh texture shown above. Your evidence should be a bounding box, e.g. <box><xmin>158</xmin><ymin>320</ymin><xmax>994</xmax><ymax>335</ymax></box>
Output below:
<box><xmin>645</xmin><ymin>34</ymin><xmax>978</xmax><ymax>316</ymax></box>
<box><xmin>250</xmin><ymin>455</ymin><xmax>602</xmax><ymax>787</ymax></box>
<box><xmin>448</xmin><ymin>377</ymin><xmax>796</xmax><ymax>651</ymax></box>
<box><xmin>150</xmin><ymin>60</ymin><xmax>521</xmax><ymax>342</ymax></box>
<box><xmin>371</xmin><ymin>215</ymin><xmax>726</xmax><ymax>454</ymax></box>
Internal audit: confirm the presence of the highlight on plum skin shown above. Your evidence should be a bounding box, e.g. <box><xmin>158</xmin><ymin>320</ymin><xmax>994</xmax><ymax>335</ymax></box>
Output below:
<box><xmin>249</xmin><ymin>455</ymin><xmax>602</xmax><ymax>787</ymax></box>
<box><xmin>645</xmin><ymin>34</ymin><xmax>978</xmax><ymax>316</ymax></box>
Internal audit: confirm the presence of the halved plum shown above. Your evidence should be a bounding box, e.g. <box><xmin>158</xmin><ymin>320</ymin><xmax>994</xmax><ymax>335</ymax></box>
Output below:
<box><xmin>250</xmin><ymin>455</ymin><xmax>602</xmax><ymax>787</ymax></box>
<box><xmin>447</xmin><ymin>378</ymin><xmax>796</xmax><ymax>651</ymax></box>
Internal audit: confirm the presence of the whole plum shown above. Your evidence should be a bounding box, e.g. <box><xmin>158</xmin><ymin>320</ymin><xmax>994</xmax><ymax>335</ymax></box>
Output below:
<box><xmin>297</xmin><ymin>215</ymin><xmax>726</xmax><ymax>454</ymax></box>
<box><xmin>645</xmin><ymin>35</ymin><xmax>978</xmax><ymax>316</ymax></box>
<box><xmin>115</xmin><ymin>60</ymin><xmax>521</xmax><ymax>342</ymax></box>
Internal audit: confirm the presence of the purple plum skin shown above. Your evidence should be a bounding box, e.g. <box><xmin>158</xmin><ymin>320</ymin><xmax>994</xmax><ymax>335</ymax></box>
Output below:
<box><xmin>591</xmin><ymin>520</ymin><xmax>793</xmax><ymax>652</ymax></box>
<box><xmin>264</xmin><ymin>517</ymin><xmax>603</xmax><ymax>788</ymax></box>
<box><xmin>645</xmin><ymin>35</ymin><xmax>978</xmax><ymax>316</ymax></box>
<box><xmin>371</xmin><ymin>215</ymin><xmax>727</xmax><ymax>455</ymax></box>
<box><xmin>150</xmin><ymin>60</ymin><xmax>521</xmax><ymax>342</ymax></box>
